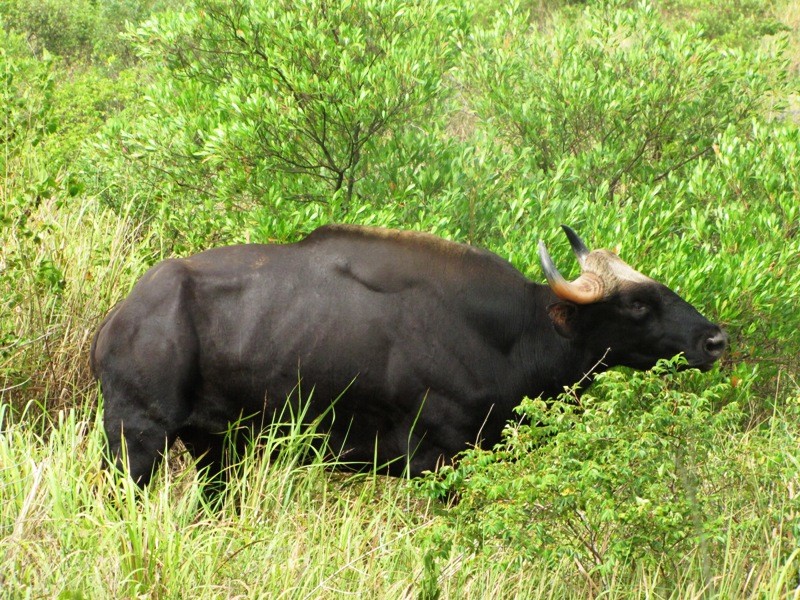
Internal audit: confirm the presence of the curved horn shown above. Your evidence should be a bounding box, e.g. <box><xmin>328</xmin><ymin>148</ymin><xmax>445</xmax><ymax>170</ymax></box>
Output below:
<box><xmin>538</xmin><ymin>239</ymin><xmax>605</xmax><ymax>304</ymax></box>
<box><xmin>561</xmin><ymin>224</ymin><xmax>590</xmax><ymax>264</ymax></box>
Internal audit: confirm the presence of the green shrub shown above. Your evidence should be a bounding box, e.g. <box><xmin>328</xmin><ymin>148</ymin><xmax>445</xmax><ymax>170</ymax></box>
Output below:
<box><xmin>0</xmin><ymin>28</ymin><xmax>148</xmax><ymax>410</ymax></box>
<box><xmin>0</xmin><ymin>28</ymin><xmax>55</xmax><ymax>170</ymax></box>
<box><xmin>5</xmin><ymin>0</ymin><xmax>97</xmax><ymax>61</ymax></box>
<box><xmin>466</xmin><ymin>1</ymin><xmax>777</xmax><ymax>201</ymax></box>
<box><xmin>420</xmin><ymin>358</ymin><xmax>799</xmax><ymax>584</ymax></box>
<box><xmin>92</xmin><ymin>0</ymin><xmax>471</xmax><ymax>249</ymax></box>
<box><xmin>0</xmin><ymin>28</ymin><xmax>60</xmax><ymax>312</ymax></box>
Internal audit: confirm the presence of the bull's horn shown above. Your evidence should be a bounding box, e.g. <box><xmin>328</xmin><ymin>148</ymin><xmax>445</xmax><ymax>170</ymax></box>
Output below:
<box><xmin>561</xmin><ymin>224</ymin><xmax>590</xmax><ymax>264</ymax></box>
<box><xmin>538</xmin><ymin>239</ymin><xmax>605</xmax><ymax>305</ymax></box>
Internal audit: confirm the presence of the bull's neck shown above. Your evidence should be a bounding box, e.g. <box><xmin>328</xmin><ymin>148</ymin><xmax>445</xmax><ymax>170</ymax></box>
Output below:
<box><xmin>516</xmin><ymin>283</ymin><xmax>610</xmax><ymax>400</ymax></box>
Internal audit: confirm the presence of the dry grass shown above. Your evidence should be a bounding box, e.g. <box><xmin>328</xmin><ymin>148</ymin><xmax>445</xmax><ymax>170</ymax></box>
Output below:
<box><xmin>1</xmin><ymin>193</ymin><xmax>157</xmax><ymax>414</ymax></box>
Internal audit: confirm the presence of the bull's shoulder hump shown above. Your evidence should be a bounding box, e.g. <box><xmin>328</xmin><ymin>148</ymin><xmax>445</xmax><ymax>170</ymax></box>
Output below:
<box><xmin>305</xmin><ymin>224</ymin><xmax>460</xmax><ymax>249</ymax></box>
<box><xmin>304</xmin><ymin>224</ymin><xmax>510</xmax><ymax>265</ymax></box>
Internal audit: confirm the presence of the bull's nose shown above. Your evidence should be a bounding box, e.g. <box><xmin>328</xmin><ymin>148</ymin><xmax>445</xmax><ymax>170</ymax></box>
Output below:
<box><xmin>703</xmin><ymin>330</ymin><xmax>728</xmax><ymax>359</ymax></box>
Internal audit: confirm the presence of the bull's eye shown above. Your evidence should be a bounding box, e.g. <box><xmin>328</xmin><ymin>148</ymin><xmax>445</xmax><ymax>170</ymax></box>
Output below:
<box><xmin>629</xmin><ymin>300</ymin><xmax>650</xmax><ymax>317</ymax></box>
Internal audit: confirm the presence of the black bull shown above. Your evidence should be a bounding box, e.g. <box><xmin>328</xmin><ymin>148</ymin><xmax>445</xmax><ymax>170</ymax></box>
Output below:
<box><xmin>91</xmin><ymin>224</ymin><xmax>727</xmax><ymax>486</ymax></box>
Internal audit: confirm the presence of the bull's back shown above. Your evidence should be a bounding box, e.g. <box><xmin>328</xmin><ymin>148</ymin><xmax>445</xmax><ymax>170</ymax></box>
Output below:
<box><xmin>173</xmin><ymin>233</ymin><xmax>527</xmax><ymax>418</ymax></box>
<box><xmin>95</xmin><ymin>230</ymin><xmax>526</xmax><ymax>387</ymax></box>
<box><xmin>180</xmin><ymin>241</ymin><xmax>454</xmax><ymax>406</ymax></box>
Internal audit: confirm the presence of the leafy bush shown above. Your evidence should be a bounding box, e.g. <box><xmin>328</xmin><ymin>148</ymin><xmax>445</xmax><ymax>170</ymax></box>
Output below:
<box><xmin>0</xmin><ymin>28</ymin><xmax>151</xmax><ymax>410</ymax></box>
<box><xmin>0</xmin><ymin>28</ymin><xmax>60</xmax><ymax>313</ymax></box>
<box><xmin>0</xmin><ymin>28</ymin><xmax>56</xmax><ymax>170</ymax></box>
<box><xmin>466</xmin><ymin>2</ymin><xmax>777</xmax><ymax>201</ymax></box>
<box><xmin>3</xmin><ymin>0</ymin><xmax>97</xmax><ymax>61</ymax></box>
<box><xmin>420</xmin><ymin>358</ymin><xmax>799</xmax><ymax>583</ymax></box>
<box><xmin>93</xmin><ymin>0</ymin><xmax>471</xmax><ymax>248</ymax></box>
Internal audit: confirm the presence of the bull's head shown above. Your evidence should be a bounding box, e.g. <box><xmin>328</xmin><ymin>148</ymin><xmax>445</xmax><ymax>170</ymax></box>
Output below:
<box><xmin>538</xmin><ymin>225</ymin><xmax>727</xmax><ymax>371</ymax></box>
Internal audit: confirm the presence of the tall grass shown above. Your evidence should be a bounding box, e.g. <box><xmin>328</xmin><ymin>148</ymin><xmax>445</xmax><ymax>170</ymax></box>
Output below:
<box><xmin>0</xmin><ymin>396</ymin><xmax>426</xmax><ymax>598</ymax></box>
<box><xmin>1</xmin><ymin>191</ymin><xmax>158</xmax><ymax>414</ymax></box>
<box><xmin>1</xmin><ymin>388</ymin><xmax>799</xmax><ymax>598</ymax></box>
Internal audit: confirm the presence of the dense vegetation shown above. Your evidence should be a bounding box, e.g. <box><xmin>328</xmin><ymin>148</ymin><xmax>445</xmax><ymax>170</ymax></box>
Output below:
<box><xmin>2</xmin><ymin>0</ymin><xmax>799</xmax><ymax>596</ymax></box>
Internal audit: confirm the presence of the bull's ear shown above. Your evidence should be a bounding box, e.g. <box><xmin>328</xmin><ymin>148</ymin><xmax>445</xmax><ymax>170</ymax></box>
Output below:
<box><xmin>547</xmin><ymin>301</ymin><xmax>579</xmax><ymax>339</ymax></box>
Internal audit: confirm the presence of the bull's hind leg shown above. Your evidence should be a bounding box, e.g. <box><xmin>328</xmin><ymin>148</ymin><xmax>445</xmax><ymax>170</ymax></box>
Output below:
<box><xmin>178</xmin><ymin>422</ymin><xmax>254</xmax><ymax>504</ymax></box>
<box><xmin>105</xmin><ymin>420</ymin><xmax>175</xmax><ymax>487</ymax></box>
<box><xmin>178</xmin><ymin>427</ymin><xmax>229</xmax><ymax>502</ymax></box>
